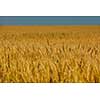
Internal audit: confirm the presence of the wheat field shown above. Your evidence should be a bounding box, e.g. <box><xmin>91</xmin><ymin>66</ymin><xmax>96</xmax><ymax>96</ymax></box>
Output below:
<box><xmin>0</xmin><ymin>26</ymin><xmax>100</xmax><ymax>83</ymax></box>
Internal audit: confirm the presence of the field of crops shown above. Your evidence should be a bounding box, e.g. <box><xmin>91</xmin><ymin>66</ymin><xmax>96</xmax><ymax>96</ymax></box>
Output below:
<box><xmin>0</xmin><ymin>26</ymin><xmax>100</xmax><ymax>83</ymax></box>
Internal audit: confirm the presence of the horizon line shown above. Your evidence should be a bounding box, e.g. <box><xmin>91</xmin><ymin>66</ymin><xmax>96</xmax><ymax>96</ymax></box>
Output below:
<box><xmin>0</xmin><ymin>16</ymin><xmax>100</xmax><ymax>25</ymax></box>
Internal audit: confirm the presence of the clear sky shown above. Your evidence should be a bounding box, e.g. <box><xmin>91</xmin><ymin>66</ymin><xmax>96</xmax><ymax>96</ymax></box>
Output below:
<box><xmin>0</xmin><ymin>16</ymin><xmax>100</xmax><ymax>25</ymax></box>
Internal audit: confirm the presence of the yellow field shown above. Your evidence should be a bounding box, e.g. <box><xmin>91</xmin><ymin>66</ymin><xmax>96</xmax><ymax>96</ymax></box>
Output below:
<box><xmin>0</xmin><ymin>26</ymin><xmax>100</xmax><ymax>83</ymax></box>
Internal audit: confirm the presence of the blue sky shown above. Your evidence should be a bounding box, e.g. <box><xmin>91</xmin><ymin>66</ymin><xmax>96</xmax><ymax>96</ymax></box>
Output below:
<box><xmin>0</xmin><ymin>16</ymin><xmax>100</xmax><ymax>25</ymax></box>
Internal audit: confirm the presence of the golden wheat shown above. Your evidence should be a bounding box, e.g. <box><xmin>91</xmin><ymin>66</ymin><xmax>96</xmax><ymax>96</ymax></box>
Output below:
<box><xmin>0</xmin><ymin>30</ymin><xmax>100</xmax><ymax>83</ymax></box>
